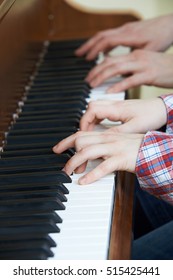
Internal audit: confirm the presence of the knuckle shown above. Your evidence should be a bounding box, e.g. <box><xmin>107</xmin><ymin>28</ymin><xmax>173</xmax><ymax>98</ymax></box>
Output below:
<box><xmin>145</xmin><ymin>69</ymin><xmax>157</xmax><ymax>84</ymax></box>
<box><xmin>132</xmin><ymin>49</ymin><xmax>149</xmax><ymax>61</ymax></box>
<box><xmin>96</xmin><ymin>31</ymin><xmax>105</xmax><ymax>39</ymax></box>
<box><xmin>75</xmin><ymin>130</ymin><xmax>82</xmax><ymax>137</ymax></box>
<box><xmin>75</xmin><ymin>136</ymin><xmax>82</xmax><ymax>148</ymax></box>
<box><xmin>80</xmin><ymin>147</ymin><xmax>89</xmax><ymax>158</ymax></box>
<box><xmin>122</xmin><ymin>22</ymin><xmax>134</xmax><ymax>32</ymax></box>
<box><xmin>75</xmin><ymin>131</ymin><xmax>83</xmax><ymax>141</ymax></box>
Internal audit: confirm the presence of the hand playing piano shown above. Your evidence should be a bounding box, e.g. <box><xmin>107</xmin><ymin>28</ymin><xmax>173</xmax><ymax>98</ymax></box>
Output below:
<box><xmin>53</xmin><ymin>97</ymin><xmax>167</xmax><ymax>184</ymax></box>
<box><xmin>75</xmin><ymin>14</ymin><xmax>173</xmax><ymax>60</ymax></box>
<box><xmin>53</xmin><ymin>131</ymin><xmax>143</xmax><ymax>185</ymax></box>
<box><xmin>85</xmin><ymin>50</ymin><xmax>173</xmax><ymax>93</ymax></box>
<box><xmin>80</xmin><ymin>98</ymin><xmax>167</xmax><ymax>133</ymax></box>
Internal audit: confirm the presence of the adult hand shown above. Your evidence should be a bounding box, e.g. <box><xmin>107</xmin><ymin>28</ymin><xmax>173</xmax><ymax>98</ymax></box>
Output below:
<box><xmin>80</xmin><ymin>98</ymin><xmax>167</xmax><ymax>133</ymax></box>
<box><xmin>76</xmin><ymin>14</ymin><xmax>173</xmax><ymax>60</ymax></box>
<box><xmin>85</xmin><ymin>50</ymin><xmax>173</xmax><ymax>93</ymax></box>
<box><xmin>53</xmin><ymin>131</ymin><xmax>143</xmax><ymax>184</ymax></box>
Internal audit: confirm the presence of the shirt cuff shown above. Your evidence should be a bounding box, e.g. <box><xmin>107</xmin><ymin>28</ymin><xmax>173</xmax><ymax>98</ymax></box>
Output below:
<box><xmin>136</xmin><ymin>131</ymin><xmax>173</xmax><ymax>204</ymax></box>
<box><xmin>160</xmin><ymin>94</ymin><xmax>173</xmax><ymax>134</ymax></box>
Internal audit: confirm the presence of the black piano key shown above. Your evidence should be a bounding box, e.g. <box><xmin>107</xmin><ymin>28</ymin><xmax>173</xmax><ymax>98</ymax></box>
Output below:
<box><xmin>0</xmin><ymin>240</ymin><xmax>54</xmax><ymax>259</ymax></box>
<box><xmin>48</xmin><ymin>38</ymin><xmax>86</xmax><ymax>49</ymax></box>
<box><xmin>0</xmin><ymin>147</ymin><xmax>74</xmax><ymax>158</ymax></box>
<box><xmin>0</xmin><ymin>216</ymin><xmax>60</xmax><ymax>234</ymax></box>
<box><xmin>0</xmin><ymin>164</ymin><xmax>65</xmax><ymax>175</ymax></box>
<box><xmin>3</xmin><ymin>141</ymin><xmax>62</xmax><ymax>151</ymax></box>
<box><xmin>16</xmin><ymin>112</ymin><xmax>82</xmax><ymax>121</ymax></box>
<box><xmin>23</xmin><ymin>95</ymin><xmax>87</xmax><ymax>104</ymax></box>
<box><xmin>0</xmin><ymin>154</ymin><xmax>70</xmax><ymax>168</ymax></box>
<box><xmin>7</xmin><ymin>126</ymin><xmax>77</xmax><ymax>136</ymax></box>
<box><xmin>11</xmin><ymin>118</ymin><xmax>79</xmax><ymax>129</ymax></box>
<box><xmin>0</xmin><ymin>213</ymin><xmax>61</xmax><ymax>226</ymax></box>
<box><xmin>0</xmin><ymin>212</ymin><xmax>62</xmax><ymax>225</ymax></box>
<box><xmin>14</xmin><ymin>113</ymin><xmax>81</xmax><ymax>123</ymax></box>
<box><xmin>0</xmin><ymin>197</ymin><xmax>65</xmax><ymax>213</ymax></box>
<box><xmin>40</xmin><ymin>57</ymin><xmax>93</xmax><ymax>67</ymax></box>
<box><xmin>31</xmin><ymin>80</ymin><xmax>90</xmax><ymax>90</ymax></box>
<box><xmin>19</xmin><ymin>100</ymin><xmax>86</xmax><ymax>112</ymax></box>
<box><xmin>0</xmin><ymin>233</ymin><xmax>56</xmax><ymax>247</ymax></box>
<box><xmin>18</xmin><ymin>108</ymin><xmax>83</xmax><ymax>117</ymax></box>
<box><xmin>44</xmin><ymin>49</ymin><xmax>78</xmax><ymax>58</ymax></box>
<box><xmin>37</xmin><ymin>64</ymin><xmax>92</xmax><ymax>74</ymax></box>
<box><xmin>33</xmin><ymin>73</ymin><xmax>86</xmax><ymax>84</ymax></box>
<box><xmin>29</xmin><ymin>83</ymin><xmax>90</xmax><ymax>93</ymax></box>
<box><xmin>35</xmin><ymin>69</ymin><xmax>89</xmax><ymax>78</ymax></box>
<box><xmin>0</xmin><ymin>181</ymin><xmax>69</xmax><ymax>195</ymax></box>
<box><xmin>5</xmin><ymin>132</ymin><xmax>73</xmax><ymax>145</ymax></box>
<box><xmin>0</xmin><ymin>249</ymin><xmax>53</xmax><ymax>260</ymax></box>
<box><xmin>0</xmin><ymin>224</ymin><xmax>59</xmax><ymax>235</ymax></box>
<box><xmin>25</xmin><ymin>89</ymin><xmax>89</xmax><ymax>99</ymax></box>
<box><xmin>45</xmin><ymin>48</ymin><xmax>77</xmax><ymax>56</ymax></box>
<box><xmin>0</xmin><ymin>187</ymin><xmax>67</xmax><ymax>202</ymax></box>
<box><xmin>0</xmin><ymin>170</ymin><xmax>71</xmax><ymax>185</ymax></box>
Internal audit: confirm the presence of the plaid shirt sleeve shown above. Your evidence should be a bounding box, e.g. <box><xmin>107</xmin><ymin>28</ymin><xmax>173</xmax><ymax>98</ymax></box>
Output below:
<box><xmin>136</xmin><ymin>95</ymin><xmax>173</xmax><ymax>204</ymax></box>
<box><xmin>160</xmin><ymin>94</ymin><xmax>173</xmax><ymax>133</ymax></box>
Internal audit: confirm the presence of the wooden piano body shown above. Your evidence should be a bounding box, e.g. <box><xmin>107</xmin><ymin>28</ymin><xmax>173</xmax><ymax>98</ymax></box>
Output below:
<box><xmin>0</xmin><ymin>0</ymin><xmax>137</xmax><ymax>259</ymax></box>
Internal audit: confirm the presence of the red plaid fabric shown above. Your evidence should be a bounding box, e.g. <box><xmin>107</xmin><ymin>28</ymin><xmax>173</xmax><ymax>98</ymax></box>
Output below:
<box><xmin>136</xmin><ymin>95</ymin><xmax>173</xmax><ymax>204</ymax></box>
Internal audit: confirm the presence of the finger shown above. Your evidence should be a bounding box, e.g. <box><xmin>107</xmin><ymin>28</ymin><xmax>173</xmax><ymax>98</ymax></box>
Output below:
<box><xmin>80</xmin><ymin>105</ymin><xmax>98</xmax><ymax>131</ymax></box>
<box><xmin>85</xmin><ymin>38</ymin><xmax>114</xmax><ymax>60</ymax></box>
<box><xmin>107</xmin><ymin>73</ymin><xmax>147</xmax><ymax>93</ymax></box>
<box><xmin>91</xmin><ymin>61</ymin><xmax>139</xmax><ymax>88</ymax></box>
<box><xmin>72</xmin><ymin>133</ymin><xmax>116</xmax><ymax>174</ymax></box>
<box><xmin>80</xmin><ymin>109</ymin><xmax>102</xmax><ymax>132</ymax></box>
<box><xmin>75</xmin><ymin>33</ymin><xmax>108</xmax><ymax>58</ymax></box>
<box><xmin>63</xmin><ymin>143</ymin><xmax>113</xmax><ymax>176</ymax></box>
<box><xmin>53</xmin><ymin>131</ymin><xmax>99</xmax><ymax>153</ymax></box>
<box><xmin>73</xmin><ymin>131</ymin><xmax>104</xmax><ymax>174</ymax></box>
<box><xmin>78</xmin><ymin>156</ymin><xmax>121</xmax><ymax>184</ymax></box>
<box><xmin>75</xmin><ymin>37</ymin><xmax>99</xmax><ymax>57</ymax></box>
<box><xmin>80</xmin><ymin>101</ymin><xmax>117</xmax><ymax>131</ymax></box>
<box><xmin>86</xmin><ymin>53</ymin><xmax>133</xmax><ymax>84</ymax></box>
<box><xmin>85</xmin><ymin>58</ymin><xmax>113</xmax><ymax>82</ymax></box>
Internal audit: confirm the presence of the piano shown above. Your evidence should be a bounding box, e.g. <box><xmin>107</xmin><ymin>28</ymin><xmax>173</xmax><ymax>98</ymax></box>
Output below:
<box><xmin>0</xmin><ymin>0</ymin><xmax>138</xmax><ymax>260</ymax></box>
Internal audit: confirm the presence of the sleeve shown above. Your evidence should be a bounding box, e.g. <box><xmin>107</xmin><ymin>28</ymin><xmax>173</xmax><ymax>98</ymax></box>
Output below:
<box><xmin>160</xmin><ymin>94</ymin><xmax>173</xmax><ymax>134</ymax></box>
<box><xmin>135</xmin><ymin>131</ymin><xmax>173</xmax><ymax>204</ymax></box>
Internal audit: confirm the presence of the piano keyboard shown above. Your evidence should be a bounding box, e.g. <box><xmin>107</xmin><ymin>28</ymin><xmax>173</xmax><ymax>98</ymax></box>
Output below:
<box><xmin>0</xmin><ymin>39</ymin><xmax>124</xmax><ymax>260</ymax></box>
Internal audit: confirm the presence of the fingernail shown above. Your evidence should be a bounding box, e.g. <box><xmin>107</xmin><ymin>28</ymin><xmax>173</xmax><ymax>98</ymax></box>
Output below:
<box><xmin>52</xmin><ymin>146</ymin><xmax>57</xmax><ymax>151</ymax></box>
